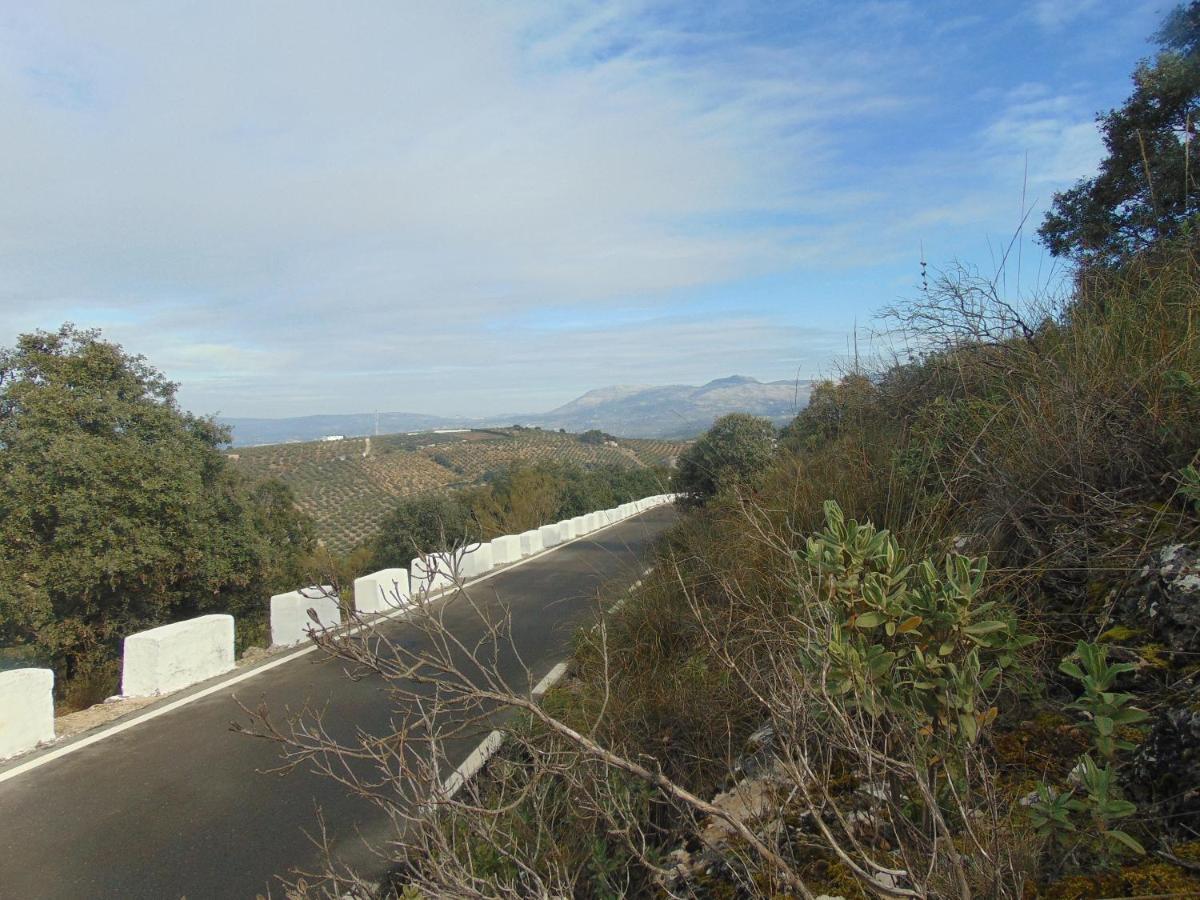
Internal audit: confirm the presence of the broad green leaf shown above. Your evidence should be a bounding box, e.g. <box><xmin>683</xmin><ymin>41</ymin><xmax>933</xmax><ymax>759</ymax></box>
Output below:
<box><xmin>1106</xmin><ymin>829</ymin><xmax>1146</xmax><ymax>855</ymax></box>
<box><xmin>868</xmin><ymin>651</ymin><xmax>897</xmax><ymax>677</ymax></box>
<box><xmin>964</xmin><ymin>620</ymin><xmax>1008</xmax><ymax>636</ymax></box>
<box><xmin>958</xmin><ymin>712</ymin><xmax>978</xmax><ymax>743</ymax></box>
<box><xmin>1113</xmin><ymin>707</ymin><xmax>1149</xmax><ymax>724</ymax></box>
<box><xmin>1058</xmin><ymin>660</ymin><xmax>1086</xmax><ymax>681</ymax></box>
<box><xmin>854</xmin><ymin>611</ymin><xmax>886</xmax><ymax>629</ymax></box>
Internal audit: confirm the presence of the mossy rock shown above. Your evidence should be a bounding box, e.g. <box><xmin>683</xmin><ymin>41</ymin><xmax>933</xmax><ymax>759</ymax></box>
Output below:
<box><xmin>1034</xmin><ymin>851</ymin><xmax>1200</xmax><ymax>898</ymax></box>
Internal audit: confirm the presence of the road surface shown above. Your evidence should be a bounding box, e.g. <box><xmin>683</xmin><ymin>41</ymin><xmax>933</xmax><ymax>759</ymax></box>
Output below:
<box><xmin>0</xmin><ymin>507</ymin><xmax>675</xmax><ymax>899</ymax></box>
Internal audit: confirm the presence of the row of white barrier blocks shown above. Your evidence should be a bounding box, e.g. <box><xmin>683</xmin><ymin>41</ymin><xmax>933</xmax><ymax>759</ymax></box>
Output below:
<box><xmin>0</xmin><ymin>494</ymin><xmax>681</xmax><ymax>761</ymax></box>
<box><xmin>350</xmin><ymin>492</ymin><xmax>680</xmax><ymax>617</ymax></box>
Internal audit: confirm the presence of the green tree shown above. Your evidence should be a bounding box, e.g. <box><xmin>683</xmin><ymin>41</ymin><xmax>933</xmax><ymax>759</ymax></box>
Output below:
<box><xmin>369</xmin><ymin>492</ymin><xmax>479</xmax><ymax>569</ymax></box>
<box><xmin>578</xmin><ymin>429</ymin><xmax>609</xmax><ymax>445</ymax></box>
<box><xmin>1039</xmin><ymin>2</ymin><xmax>1200</xmax><ymax>264</ymax></box>
<box><xmin>671</xmin><ymin>413</ymin><xmax>776</xmax><ymax>505</ymax></box>
<box><xmin>0</xmin><ymin>325</ymin><xmax>314</xmax><ymax>700</ymax></box>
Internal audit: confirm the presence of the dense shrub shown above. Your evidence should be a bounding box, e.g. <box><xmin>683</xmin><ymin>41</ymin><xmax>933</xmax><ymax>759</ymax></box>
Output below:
<box><xmin>671</xmin><ymin>412</ymin><xmax>777</xmax><ymax>505</ymax></box>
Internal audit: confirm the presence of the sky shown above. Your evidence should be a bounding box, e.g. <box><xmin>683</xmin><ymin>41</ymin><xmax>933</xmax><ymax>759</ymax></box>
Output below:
<box><xmin>0</xmin><ymin>0</ymin><xmax>1169</xmax><ymax>418</ymax></box>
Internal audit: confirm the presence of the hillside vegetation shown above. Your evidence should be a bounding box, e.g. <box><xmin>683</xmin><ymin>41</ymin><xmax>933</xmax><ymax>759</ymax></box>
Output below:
<box><xmin>274</xmin><ymin>10</ymin><xmax>1200</xmax><ymax>897</ymax></box>
<box><xmin>341</xmin><ymin>242</ymin><xmax>1200</xmax><ymax>900</ymax></box>
<box><xmin>228</xmin><ymin>428</ymin><xmax>686</xmax><ymax>552</ymax></box>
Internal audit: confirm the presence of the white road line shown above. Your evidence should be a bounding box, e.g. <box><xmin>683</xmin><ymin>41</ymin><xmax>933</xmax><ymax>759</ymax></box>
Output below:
<box><xmin>441</xmin><ymin>561</ymin><xmax>658</xmax><ymax>799</ymax></box>
<box><xmin>439</xmin><ymin>656</ymin><xmax>572</xmax><ymax>800</ymax></box>
<box><xmin>531</xmin><ymin>661</ymin><xmax>569</xmax><ymax>698</ymax></box>
<box><xmin>439</xmin><ymin>729</ymin><xmax>506</xmax><ymax>800</ymax></box>
<box><xmin>0</xmin><ymin>507</ymin><xmax>664</xmax><ymax>784</ymax></box>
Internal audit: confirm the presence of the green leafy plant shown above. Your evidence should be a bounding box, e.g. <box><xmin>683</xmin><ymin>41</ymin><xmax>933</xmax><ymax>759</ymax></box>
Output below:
<box><xmin>1076</xmin><ymin>754</ymin><xmax>1144</xmax><ymax>855</ymax></box>
<box><xmin>1030</xmin><ymin>643</ymin><xmax>1148</xmax><ymax>867</ymax></box>
<box><xmin>1029</xmin><ymin>754</ymin><xmax>1145</xmax><ymax>860</ymax></box>
<box><xmin>1028</xmin><ymin>782</ymin><xmax>1080</xmax><ymax>846</ymax></box>
<box><xmin>803</xmin><ymin>500</ymin><xmax>1032</xmax><ymax>746</ymax></box>
<box><xmin>1059</xmin><ymin>641</ymin><xmax>1149</xmax><ymax>761</ymax></box>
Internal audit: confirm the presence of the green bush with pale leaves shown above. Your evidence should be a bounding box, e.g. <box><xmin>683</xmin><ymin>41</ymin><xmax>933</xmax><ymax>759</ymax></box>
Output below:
<box><xmin>801</xmin><ymin>500</ymin><xmax>1033</xmax><ymax>748</ymax></box>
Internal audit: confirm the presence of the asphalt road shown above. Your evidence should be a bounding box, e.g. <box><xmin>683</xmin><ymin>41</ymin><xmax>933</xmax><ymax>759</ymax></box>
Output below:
<box><xmin>0</xmin><ymin>507</ymin><xmax>675</xmax><ymax>899</ymax></box>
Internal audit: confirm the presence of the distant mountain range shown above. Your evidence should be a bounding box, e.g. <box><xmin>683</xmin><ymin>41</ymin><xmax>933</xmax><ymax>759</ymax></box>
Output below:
<box><xmin>219</xmin><ymin>375</ymin><xmax>813</xmax><ymax>446</ymax></box>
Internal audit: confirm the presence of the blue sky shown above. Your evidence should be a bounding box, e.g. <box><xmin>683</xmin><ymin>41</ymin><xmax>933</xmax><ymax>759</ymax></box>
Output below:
<box><xmin>0</xmin><ymin>0</ymin><xmax>1168</xmax><ymax>417</ymax></box>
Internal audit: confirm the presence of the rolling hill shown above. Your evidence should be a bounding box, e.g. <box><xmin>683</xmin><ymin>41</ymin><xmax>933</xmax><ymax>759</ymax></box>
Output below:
<box><xmin>227</xmin><ymin>428</ymin><xmax>687</xmax><ymax>553</ymax></box>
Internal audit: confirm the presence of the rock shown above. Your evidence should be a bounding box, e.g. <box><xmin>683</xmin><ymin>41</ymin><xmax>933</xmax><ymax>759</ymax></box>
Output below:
<box><xmin>239</xmin><ymin>645</ymin><xmax>270</xmax><ymax>665</ymax></box>
<box><xmin>1018</xmin><ymin>788</ymin><xmax>1040</xmax><ymax>807</ymax></box>
<box><xmin>1128</xmin><ymin>704</ymin><xmax>1200</xmax><ymax>834</ymax></box>
<box><xmin>700</xmin><ymin>760</ymin><xmax>786</xmax><ymax>848</ymax></box>
<box><xmin>1119</xmin><ymin>543</ymin><xmax>1200</xmax><ymax>653</ymax></box>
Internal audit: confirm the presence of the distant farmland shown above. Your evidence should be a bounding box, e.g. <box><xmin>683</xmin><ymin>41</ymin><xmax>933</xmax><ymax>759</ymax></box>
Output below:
<box><xmin>227</xmin><ymin>428</ymin><xmax>687</xmax><ymax>552</ymax></box>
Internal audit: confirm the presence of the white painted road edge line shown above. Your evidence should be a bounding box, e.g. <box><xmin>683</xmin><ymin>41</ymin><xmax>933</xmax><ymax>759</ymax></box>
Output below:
<box><xmin>440</xmin><ymin>729</ymin><xmax>505</xmax><ymax>801</ymax></box>
<box><xmin>531</xmin><ymin>661</ymin><xmax>569</xmax><ymax>698</ymax></box>
<box><xmin>0</xmin><ymin>508</ymin><xmax>664</xmax><ymax>785</ymax></box>
<box><xmin>439</xmin><ymin>658</ymin><xmax>572</xmax><ymax>802</ymax></box>
<box><xmin>440</xmin><ymin>563</ymin><xmax>656</xmax><ymax>802</ymax></box>
<box><xmin>606</xmin><ymin>565</ymin><xmax>653</xmax><ymax>618</ymax></box>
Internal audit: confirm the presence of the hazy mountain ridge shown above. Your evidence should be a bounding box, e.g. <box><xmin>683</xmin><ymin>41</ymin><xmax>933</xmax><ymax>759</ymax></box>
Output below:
<box><xmin>527</xmin><ymin>375</ymin><xmax>812</xmax><ymax>438</ymax></box>
<box><xmin>219</xmin><ymin>376</ymin><xmax>813</xmax><ymax>446</ymax></box>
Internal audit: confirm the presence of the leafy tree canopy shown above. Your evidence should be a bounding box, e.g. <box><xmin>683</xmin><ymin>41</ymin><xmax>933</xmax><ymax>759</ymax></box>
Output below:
<box><xmin>1039</xmin><ymin>2</ymin><xmax>1200</xmax><ymax>265</ymax></box>
<box><xmin>370</xmin><ymin>492</ymin><xmax>481</xmax><ymax>570</ymax></box>
<box><xmin>672</xmin><ymin>413</ymin><xmax>777</xmax><ymax>505</ymax></box>
<box><xmin>0</xmin><ymin>325</ymin><xmax>314</xmax><ymax>697</ymax></box>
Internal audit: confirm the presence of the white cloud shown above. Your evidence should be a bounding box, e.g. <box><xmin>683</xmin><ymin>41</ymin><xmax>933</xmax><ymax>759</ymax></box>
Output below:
<box><xmin>0</xmin><ymin>1</ymin><xmax>1166</xmax><ymax>418</ymax></box>
<box><xmin>0</xmin><ymin>1</ymin><xmax>871</xmax><ymax>316</ymax></box>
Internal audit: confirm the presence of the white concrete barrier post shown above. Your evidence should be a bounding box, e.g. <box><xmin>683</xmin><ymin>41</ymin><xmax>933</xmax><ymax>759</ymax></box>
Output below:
<box><xmin>570</xmin><ymin>515</ymin><xmax>588</xmax><ymax>536</ymax></box>
<box><xmin>270</xmin><ymin>588</ymin><xmax>341</xmax><ymax>648</ymax></box>
<box><xmin>353</xmin><ymin>568</ymin><xmax>411</xmax><ymax>615</ymax></box>
<box><xmin>410</xmin><ymin>552</ymin><xmax>455</xmax><ymax>596</ymax></box>
<box><xmin>490</xmin><ymin>534</ymin><xmax>521</xmax><ymax>565</ymax></box>
<box><xmin>538</xmin><ymin>523</ymin><xmax>562</xmax><ymax>548</ymax></box>
<box><xmin>121</xmin><ymin>614</ymin><xmax>235</xmax><ymax>698</ymax></box>
<box><xmin>459</xmin><ymin>542</ymin><xmax>494</xmax><ymax>579</ymax></box>
<box><xmin>0</xmin><ymin>668</ymin><xmax>54</xmax><ymax>759</ymax></box>
<box><xmin>556</xmin><ymin>521</ymin><xmax>574</xmax><ymax>543</ymax></box>
<box><xmin>520</xmin><ymin>530</ymin><xmax>544</xmax><ymax>557</ymax></box>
